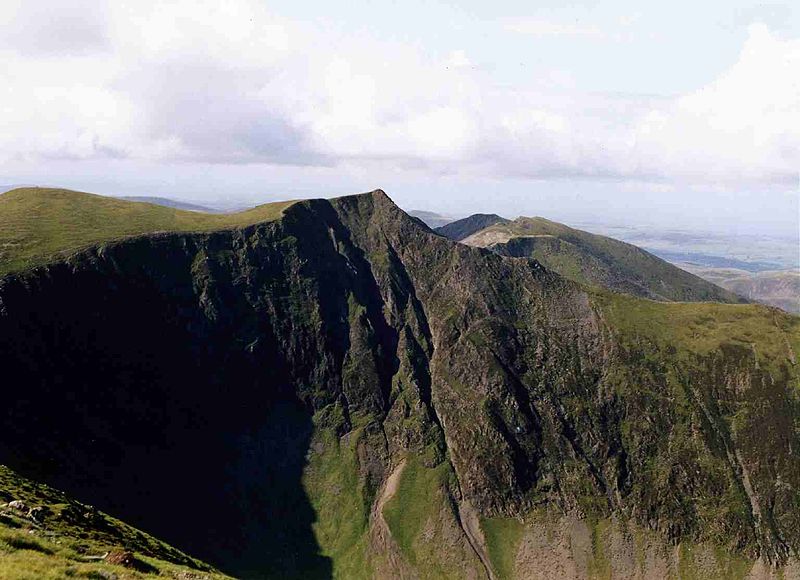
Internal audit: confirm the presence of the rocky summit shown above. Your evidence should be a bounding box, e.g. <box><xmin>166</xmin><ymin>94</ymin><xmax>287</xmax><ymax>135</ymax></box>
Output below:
<box><xmin>0</xmin><ymin>188</ymin><xmax>798</xmax><ymax>579</ymax></box>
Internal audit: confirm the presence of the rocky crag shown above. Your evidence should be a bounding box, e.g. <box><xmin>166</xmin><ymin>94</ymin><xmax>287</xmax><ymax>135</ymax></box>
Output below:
<box><xmin>0</xmin><ymin>190</ymin><xmax>797</xmax><ymax>579</ymax></box>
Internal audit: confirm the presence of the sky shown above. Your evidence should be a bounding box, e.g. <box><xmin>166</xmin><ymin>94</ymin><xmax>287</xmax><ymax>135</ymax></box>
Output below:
<box><xmin>1</xmin><ymin>0</ymin><xmax>798</xmax><ymax>236</ymax></box>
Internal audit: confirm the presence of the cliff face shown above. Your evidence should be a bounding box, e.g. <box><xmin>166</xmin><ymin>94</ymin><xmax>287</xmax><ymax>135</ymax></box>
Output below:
<box><xmin>0</xmin><ymin>191</ymin><xmax>797</xmax><ymax>578</ymax></box>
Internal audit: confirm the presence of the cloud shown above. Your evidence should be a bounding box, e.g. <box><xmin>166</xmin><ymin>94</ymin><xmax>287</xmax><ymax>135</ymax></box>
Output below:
<box><xmin>629</xmin><ymin>23</ymin><xmax>799</xmax><ymax>187</ymax></box>
<box><xmin>502</xmin><ymin>18</ymin><xmax>604</xmax><ymax>38</ymax></box>
<box><xmin>0</xmin><ymin>0</ymin><xmax>110</xmax><ymax>56</ymax></box>
<box><xmin>0</xmin><ymin>1</ymin><xmax>797</xmax><ymax>192</ymax></box>
<box><xmin>446</xmin><ymin>50</ymin><xmax>472</xmax><ymax>69</ymax></box>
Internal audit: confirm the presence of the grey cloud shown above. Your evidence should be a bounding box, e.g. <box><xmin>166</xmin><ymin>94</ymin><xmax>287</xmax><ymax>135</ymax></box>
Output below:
<box><xmin>4</xmin><ymin>1</ymin><xmax>110</xmax><ymax>56</ymax></box>
<box><xmin>121</xmin><ymin>60</ymin><xmax>328</xmax><ymax>166</ymax></box>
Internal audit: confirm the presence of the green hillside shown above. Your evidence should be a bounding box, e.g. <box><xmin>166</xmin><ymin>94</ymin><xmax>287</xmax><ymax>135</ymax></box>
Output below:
<box><xmin>0</xmin><ymin>187</ymin><xmax>295</xmax><ymax>276</ymax></box>
<box><xmin>0</xmin><ymin>465</ymin><xmax>227</xmax><ymax>579</ymax></box>
<box><xmin>0</xmin><ymin>189</ymin><xmax>798</xmax><ymax>577</ymax></box>
<box><xmin>459</xmin><ymin>216</ymin><xmax>745</xmax><ymax>304</ymax></box>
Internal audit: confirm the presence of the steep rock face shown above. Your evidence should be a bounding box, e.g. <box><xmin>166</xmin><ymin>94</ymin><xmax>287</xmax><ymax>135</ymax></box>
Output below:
<box><xmin>0</xmin><ymin>191</ymin><xmax>797</xmax><ymax>578</ymax></box>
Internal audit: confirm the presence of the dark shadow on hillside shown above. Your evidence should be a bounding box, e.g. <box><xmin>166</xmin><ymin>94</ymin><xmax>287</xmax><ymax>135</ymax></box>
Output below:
<box><xmin>0</xmin><ymin>234</ymin><xmax>333</xmax><ymax>578</ymax></box>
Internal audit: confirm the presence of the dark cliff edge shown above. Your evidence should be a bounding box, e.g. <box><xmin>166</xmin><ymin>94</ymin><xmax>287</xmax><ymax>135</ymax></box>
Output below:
<box><xmin>0</xmin><ymin>190</ymin><xmax>798</xmax><ymax>578</ymax></box>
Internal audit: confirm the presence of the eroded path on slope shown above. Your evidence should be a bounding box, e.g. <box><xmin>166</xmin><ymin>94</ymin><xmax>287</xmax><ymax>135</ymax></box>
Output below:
<box><xmin>370</xmin><ymin>459</ymin><xmax>414</xmax><ymax>579</ymax></box>
<box><xmin>458</xmin><ymin>499</ymin><xmax>496</xmax><ymax>580</ymax></box>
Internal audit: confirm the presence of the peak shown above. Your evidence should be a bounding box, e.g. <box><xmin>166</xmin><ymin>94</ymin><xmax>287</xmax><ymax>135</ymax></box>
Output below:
<box><xmin>366</xmin><ymin>188</ymin><xmax>399</xmax><ymax>209</ymax></box>
<box><xmin>329</xmin><ymin>188</ymin><xmax>393</xmax><ymax>204</ymax></box>
<box><xmin>435</xmin><ymin>212</ymin><xmax>510</xmax><ymax>241</ymax></box>
<box><xmin>326</xmin><ymin>189</ymin><xmax>403</xmax><ymax>216</ymax></box>
<box><xmin>370</xmin><ymin>188</ymin><xmax>389</xmax><ymax>199</ymax></box>
<box><xmin>364</xmin><ymin>188</ymin><xmax>398</xmax><ymax>208</ymax></box>
<box><xmin>307</xmin><ymin>188</ymin><xmax>434</xmax><ymax>237</ymax></box>
<box><xmin>469</xmin><ymin>213</ymin><xmax>505</xmax><ymax>220</ymax></box>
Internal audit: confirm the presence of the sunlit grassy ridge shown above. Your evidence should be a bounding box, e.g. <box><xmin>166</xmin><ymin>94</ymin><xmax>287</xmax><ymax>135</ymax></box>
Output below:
<box><xmin>0</xmin><ymin>187</ymin><xmax>295</xmax><ymax>276</ymax></box>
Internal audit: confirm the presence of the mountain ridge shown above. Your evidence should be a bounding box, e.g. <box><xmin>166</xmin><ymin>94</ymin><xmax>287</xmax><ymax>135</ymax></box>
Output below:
<box><xmin>0</xmin><ymin>187</ymin><xmax>296</xmax><ymax>276</ymax></box>
<box><xmin>442</xmin><ymin>214</ymin><xmax>746</xmax><ymax>304</ymax></box>
<box><xmin>0</xmin><ymin>188</ymin><xmax>798</xmax><ymax>578</ymax></box>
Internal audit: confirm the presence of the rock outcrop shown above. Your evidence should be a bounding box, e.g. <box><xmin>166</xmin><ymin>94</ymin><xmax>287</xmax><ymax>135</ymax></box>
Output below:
<box><xmin>0</xmin><ymin>191</ymin><xmax>797</xmax><ymax>578</ymax></box>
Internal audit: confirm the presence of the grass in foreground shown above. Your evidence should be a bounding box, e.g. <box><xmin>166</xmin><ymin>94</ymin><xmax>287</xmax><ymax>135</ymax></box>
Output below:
<box><xmin>0</xmin><ymin>187</ymin><xmax>296</xmax><ymax>276</ymax></box>
<box><xmin>0</xmin><ymin>465</ymin><xmax>228</xmax><ymax>579</ymax></box>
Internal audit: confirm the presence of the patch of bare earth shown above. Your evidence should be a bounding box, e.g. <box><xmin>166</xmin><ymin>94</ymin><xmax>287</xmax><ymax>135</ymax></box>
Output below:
<box><xmin>370</xmin><ymin>459</ymin><xmax>416</xmax><ymax>580</ymax></box>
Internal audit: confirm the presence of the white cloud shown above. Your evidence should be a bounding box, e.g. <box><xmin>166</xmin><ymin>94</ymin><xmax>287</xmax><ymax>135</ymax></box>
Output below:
<box><xmin>502</xmin><ymin>18</ymin><xmax>604</xmax><ymax>38</ymax></box>
<box><xmin>630</xmin><ymin>23</ymin><xmax>800</xmax><ymax>187</ymax></box>
<box><xmin>408</xmin><ymin>107</ymin><xmax>476</xmax><ymax>159</ymax></box>
<box><xmin>0</xmin><ymin>0</ymin><xmax>110</xmax><ymax>56</ymax></box>
<box><xmin>0</xmin><ymin>2</ymin><xmax>797</xmax><ymax>192</ymax></box>
<box><xmin>111</xmin><ymin>0</ymin><xmax>292</xmax><ymax>64</ymax></box>
<box><xmin>446</xmin><ymin>50</ymin><xmax>472</xmax><ymax>69</ymax></box>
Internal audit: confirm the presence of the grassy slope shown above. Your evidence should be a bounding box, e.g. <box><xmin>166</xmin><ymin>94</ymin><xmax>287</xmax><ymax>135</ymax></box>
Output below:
<box><xmin>382</xmin><ymin>456</ymin><xmax>448</xmax><ymax>566</ymax></box>
<box><xmin>302</xmin><ymin>409</ymin><xmax>374</xmax><ymax>580</ymax></box>
<box><xmin>596</xmin><ymin>292</ymin><xmax>800</xmax><ymax>372</ymax></box>
<box><xmin>480</xmin><ymin>517</ymin><xmax>525</xmax><ymax>580</ymax></box>
<box><xmin>463</xmin><ymin>216</ymin><xmax>744</xmax><ymax>303</ymax></box>
<box><xmin>302</xmin><ymin>413</ymin><xmax>476</xmax><ymax>579</ymax></box>
<box><xmin>0</xmin><ymin>466</ymin><xmax>227</xmax><ymax>580</ymax></box>
<box><xmin>381</xmin><ymin>454</ymin><xmax>480</xmax><ymax>579</ymax></box>
<box><xmin>598</xmin><ymin>293</ymin><xmax>800</xmax><ymax>559</ymax></box>
<box><xmin>0</xmin><ymin>187</ymin><xmax>295</xmax><ymax>276</ymax></box>
<box><xmin>475</xmin><ymin>296</ymin><xmax>799</xmax><ymax>578</ymax></box>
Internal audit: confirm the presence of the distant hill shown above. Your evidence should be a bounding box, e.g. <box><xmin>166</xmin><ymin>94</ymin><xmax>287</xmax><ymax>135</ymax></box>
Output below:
<box><xmin>434</xmin><ymin>213</ymin><xmax>509</xmax><ymax>241</ymax></box>
<box><xmin>119</xmin><ymin>196</ymin><xmax>222</xmax><ymax>213</ymax></box>
<box><xmin>407</xmin><ymin>209</ymin><xmax>454</xmax><ymax>228</ymax></box>
<box><xmin>646</xmin><ymin>249</ymin><xmax>784</xmax><ymax>273</ymax></box>
<box><xmin>678</xmin><ymin>264</ymin><xmax>800</xmax><ymax>313</ymax></box>
<box><xmin>0</xmin><ymin>184</ymin><xmax>36</xmax><ymax>193</ymax></box>
<box><xmin>452</xmin><ymin>215</ymin><xmax>745</xmax><ymax>304</ymax></box>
